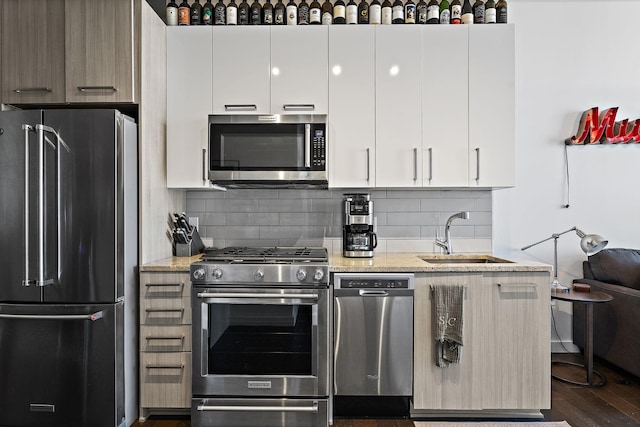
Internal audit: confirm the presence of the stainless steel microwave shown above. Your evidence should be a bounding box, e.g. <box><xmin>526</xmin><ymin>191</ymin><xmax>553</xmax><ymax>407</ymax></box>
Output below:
<box><xmin>208</xmin><ymin>114</ymin><xmax>327</xmax><ymax>188</ymax></box>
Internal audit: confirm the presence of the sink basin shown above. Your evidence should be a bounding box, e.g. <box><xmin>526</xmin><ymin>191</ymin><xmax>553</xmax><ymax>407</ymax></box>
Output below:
<box><xmin>420</xmin><ymin>255</ymin><xmax>514</xmax><ymax>264</ymax></box>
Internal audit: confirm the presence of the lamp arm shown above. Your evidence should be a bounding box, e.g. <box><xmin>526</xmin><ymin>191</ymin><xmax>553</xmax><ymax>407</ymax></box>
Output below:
<box><xmin>520</xmin><ymin>226</ymin><xmax>577</xmax><ymax>251</ymax></box>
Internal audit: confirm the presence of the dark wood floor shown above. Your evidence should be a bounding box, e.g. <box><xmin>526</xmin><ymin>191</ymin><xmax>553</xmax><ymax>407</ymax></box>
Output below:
<box><xmin>133</xmin><ymin>353</ymin><xmax>640</xmax><ymax>427</ymax></box>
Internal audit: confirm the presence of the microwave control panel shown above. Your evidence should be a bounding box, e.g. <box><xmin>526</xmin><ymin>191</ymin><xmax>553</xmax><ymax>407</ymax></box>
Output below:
<box><xmin>312</xmin><ymin>127</ymin><xmax>326</xmax><ymax>169</ymax></box>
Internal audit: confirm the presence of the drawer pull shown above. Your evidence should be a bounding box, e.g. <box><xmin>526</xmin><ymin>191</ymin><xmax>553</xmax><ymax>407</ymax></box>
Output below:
<box><xmin>497</xmin><ymin>283</ymin><xmax>537</xmax><ymax>288</ymax></box>
<box><xmin>145</xmin><ymin>308</ymin><xmax>185</xmax><ymax>313</ymax></box>
<box><xmin>145</xmin><ymin>365</ymin><xmax>184</xmax><ymax>370</ymax></box>
<box><xmin>77</xmin><ymin>85</ymin><xmax>118</xmax><ymax>92</ymax></box>
<box><xmin>145</xmin><ymin>282</ymin><xmax>184</xmax><ymax>288</ymax></box>
<box><xmin>15</xmin><ymin>87</ymin><xmax>53</xmax><ymax>94</ymax></box>
<box><xmin>145</xmin><ymin>336</ymin><xmax>185</xmax><ymax>341</ymax></box>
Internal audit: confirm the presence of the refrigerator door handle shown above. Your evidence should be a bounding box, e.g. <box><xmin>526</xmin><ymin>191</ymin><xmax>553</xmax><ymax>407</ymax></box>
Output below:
<box><xmin>22</xmin><ymin>125</ymin><xmax>34</xmax><ymax>287</ymax></box>
<box><xmin>0</xmin><ymin>310</ymin><xmax>104</xmax><ymax>321</ymax></box>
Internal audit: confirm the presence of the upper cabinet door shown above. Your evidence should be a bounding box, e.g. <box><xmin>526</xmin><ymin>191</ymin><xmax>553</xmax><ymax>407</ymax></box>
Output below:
<box><xmin>328</xmin><ymin>26</ymin><xmax>375</xmax><ymax>189</ymax></box>
<box><xmin>1</xmin><ymin>0</ymin><xmax>66</xmax><ymax>104</ymax></box>
<box><xmin>375</xmin><ymin>25</ymin><xmax>422</xmax><ymax>188</ymax></box>
<box><xmin>422</xmin><ymin>26</ymin><xmax>469</xmax><ymax>187</ymax></box>
<box><xmin>65</xmin><ymin>0</ymin><xmax>135</xmax><ymax>103</ymax></box>
<box><xmin>270</xmin><ymin>26</ymin><xmax>328</xmax><ymax>115</ymax></box>
<box><xmin>212</xmin><ymin>27</ymin><xmax>270</xmax><ymax>115</ymax></box>
<box><xmin>468</xmin><ymin>24</ymin><xmax>515</xmax><ymax>188</ymax></box>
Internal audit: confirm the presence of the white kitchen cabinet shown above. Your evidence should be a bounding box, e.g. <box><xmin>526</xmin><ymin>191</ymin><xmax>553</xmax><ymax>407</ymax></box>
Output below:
<box><xmin>413</xmin><ymin>270</ymin><xmax>550</xmax><ymax>412</ymax></box>
<box><xmin>271</xmin><ymin>26</ymin><xmax>328</xmax><ymax>115</ymax></box>
<box><xmin>328</xmin><ymin>26</ymin><xmax>376</xmax><ymax>188</ymax></box>
<box><xmin>422</xmin><ymin>26</ymin><xmax>469</xmax><ymax>187</ymax></box>
<box><xmin>375</xmin><ymin>25</ymin><xmax>423</xmax><ymax>188</ymax></box>
<box><xmin>212</xmin><ymin>26</ymin><xmax>271</xmax><ymax>114</ymax></box>
<box><xmin>468</xmin><ymin>24</ymin><xmax>515</xmax><ymax>188</ymax></box>
<box><xmin>167</xmin><ymin>27</ymin><xmax>213</xmax><ymax>188</ymax></box>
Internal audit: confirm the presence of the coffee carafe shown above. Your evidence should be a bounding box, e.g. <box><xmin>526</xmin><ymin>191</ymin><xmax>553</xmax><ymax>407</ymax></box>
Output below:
<box><xmin>343</xmin><ymin>193</ymin><xmax>377</xmax><ymax>258</ymax></box>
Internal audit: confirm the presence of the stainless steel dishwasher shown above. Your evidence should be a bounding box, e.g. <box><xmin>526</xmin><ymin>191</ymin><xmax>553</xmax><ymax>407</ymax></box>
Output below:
<box><xmin>333</xmin><ymin>273</ymin><xmax>414</xmax><ymax>416</ymax></box>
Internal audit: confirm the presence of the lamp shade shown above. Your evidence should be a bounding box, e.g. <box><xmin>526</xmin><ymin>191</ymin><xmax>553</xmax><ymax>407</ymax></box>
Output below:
<box><xmin>577</xmin><ymin>231</ymin><xmax>608</xmax><ymax>256</ymax></box>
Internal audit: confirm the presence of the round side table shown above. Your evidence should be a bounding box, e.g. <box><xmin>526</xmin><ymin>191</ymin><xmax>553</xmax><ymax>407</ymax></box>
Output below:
<box><xmin>551</xmin><ymin>288</ymin><xmax>613</xmax><ymax>387</ymax></box>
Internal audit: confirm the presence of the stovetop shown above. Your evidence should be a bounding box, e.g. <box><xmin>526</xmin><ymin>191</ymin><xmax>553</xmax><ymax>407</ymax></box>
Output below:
<box><xmin>201</xmin><ymin>246</ymin><xmax>329</xmax><ymax>264</ymax></box>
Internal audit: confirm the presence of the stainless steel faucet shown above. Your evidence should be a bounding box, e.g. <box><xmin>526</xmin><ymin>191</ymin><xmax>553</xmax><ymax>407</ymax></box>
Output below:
<box><xmin>435</xmin><ymin>211</ymin><xmax>470</xmax><ymax>254</ymax></box>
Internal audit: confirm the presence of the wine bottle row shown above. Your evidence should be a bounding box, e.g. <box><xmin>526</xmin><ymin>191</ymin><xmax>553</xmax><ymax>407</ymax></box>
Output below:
<box><xmin>166</xmin><ymin>0</ymin><xmax>507</xmax><ymax>26</ymax></box>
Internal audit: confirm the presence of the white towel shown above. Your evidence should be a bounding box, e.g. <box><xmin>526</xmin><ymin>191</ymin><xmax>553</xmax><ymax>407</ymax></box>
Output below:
<box><xmin>431</xmin><ymin>284</ymin><xmax>465</xmax><ymax>367</ymax></box>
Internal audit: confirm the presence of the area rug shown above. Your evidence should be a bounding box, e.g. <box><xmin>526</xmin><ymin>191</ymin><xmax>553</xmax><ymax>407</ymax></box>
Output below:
<box><xmin>415</xmin><ymin>422</ymin><xmax>571</xmax><ymax>427</ymax></box>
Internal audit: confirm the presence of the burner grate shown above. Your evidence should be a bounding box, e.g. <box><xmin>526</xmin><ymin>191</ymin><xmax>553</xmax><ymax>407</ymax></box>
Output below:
<box><xmin>201</xmin><ymin>246</ymin><xmax>328</xmax><ymax>263</ymax></box>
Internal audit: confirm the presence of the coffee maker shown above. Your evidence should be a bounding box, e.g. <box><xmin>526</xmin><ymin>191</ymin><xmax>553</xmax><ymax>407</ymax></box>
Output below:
<box><xmin>343</xmin><ymin>193</ymin><xmax>377</xmax><ymax>258</ymax></box>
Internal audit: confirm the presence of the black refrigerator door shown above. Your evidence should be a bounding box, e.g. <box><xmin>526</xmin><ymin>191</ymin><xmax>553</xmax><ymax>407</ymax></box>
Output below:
<box><xmin>43</xmin><ymin>110</ymin><xmax>123</xmax><ymax>303</ymax></box>
<box><xmin>0</xmin><ymin>109</ymin><xmax>51</xmax><ymax>303</ymax></box>
<box><xmin>0</xmin><ymin>302</ymin><xmax>124</xmax><ymax>427</ymax></box>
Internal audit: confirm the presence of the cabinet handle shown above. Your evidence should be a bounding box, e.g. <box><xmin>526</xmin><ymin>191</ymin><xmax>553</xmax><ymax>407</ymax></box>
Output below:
<box><xmin>145</xmin><ymin>365</ymin><xmax>185</xmax><ymax>370</ymax></box>
<box><xmin>497</xmin><ymin>283</ymin><xmax>537</xmax><ymax>288</ymax></box>
<box><xmin>77</xmin><ymin>86</ymin><xmax>118</xmax><ymax>92</ymax></box>
<box><xmin>15</xmin><ymin>87</ymin><xmax>52</xmax><ymax>94</ymax></box>
<box><xmin>145</xmin><ymin>336</ymin><xmax>185</xmax><ymax>341</ymax></box>
<box><xmin>282</xmin><ymin>104</ymin><xmax>315</xmax><ymax>111</ymax></box>
<box><xmin>224</xmin><ymin>104</ymin><xmax>257</xmax><ymax>111</ymax></box>
<box><xmin>428</xmin><ymin>147</ymin><xmax>433</xmax><ymax>183</ymax></box>
<box><xmin>413</xmin><ymin>148</ymin><xmax>418</xmax><ymax>182</ymax></box>
<box><xmin>366</xmin><ymin>148</ymin><xmax>370</xmax><ymax>182</ymax></box>
<box><xmin>202</xmin><ymin>148</ymin><xmax>208</xmax><ymax>183</ymax></box>
<box><xmin>475</xmin><ymin>147</ymin><xmax>480</xmax><ymax>183</ymax></box>
<box><xmin>145</xmin><ymin>308</ymin><xmax>185</xmax><ymax>313</ymax></box>
<box><xmin>145</xmin><ymin>282</ymin><xmax>185</xmax><ymax>288</ymax></box>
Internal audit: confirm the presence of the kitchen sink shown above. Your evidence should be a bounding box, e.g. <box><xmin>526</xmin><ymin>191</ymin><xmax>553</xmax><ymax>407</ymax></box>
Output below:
<box><xmin>420</xmin><ymin>255</ymin><xmax>514</xmax><ymax>264</ymax></box>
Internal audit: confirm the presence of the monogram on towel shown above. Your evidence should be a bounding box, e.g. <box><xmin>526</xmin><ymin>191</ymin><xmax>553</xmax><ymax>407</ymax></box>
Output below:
<box><xmin>431</xmin><ymin>284</ymin><xmax>465</xmax><ymax>367</ymax></box>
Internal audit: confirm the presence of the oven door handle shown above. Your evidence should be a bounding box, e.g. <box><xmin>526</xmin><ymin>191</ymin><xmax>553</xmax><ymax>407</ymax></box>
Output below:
<box><xmin>196</xmin><ymin>403</ymin><xmax>318</xmax><ymax>413</ymax></box>
<box><xmin>197</xmin><ymin>292</ymin><xmax>318</xmax><ymax>304</ymax></box>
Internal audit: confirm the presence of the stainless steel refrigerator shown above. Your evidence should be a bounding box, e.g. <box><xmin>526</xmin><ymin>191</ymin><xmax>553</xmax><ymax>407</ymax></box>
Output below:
<box><xmin>0</xmin><ymin>109</ymin><xmax>138</xmax><ymax>427</ymax></box>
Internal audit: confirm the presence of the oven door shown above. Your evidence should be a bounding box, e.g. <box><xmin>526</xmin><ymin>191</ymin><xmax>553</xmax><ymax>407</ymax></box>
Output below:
<box><xmin>192</xmin><ymin>287</ymin><xmax>330</xmax><ymax>398</ymax></box>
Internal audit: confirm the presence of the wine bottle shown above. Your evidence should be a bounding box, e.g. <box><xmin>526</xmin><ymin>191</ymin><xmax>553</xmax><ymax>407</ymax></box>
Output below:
<box><xmin>416</xmin><ymin>0</ymin><xmax>428</xmax><ymax>24</ymax></box>
<box><xmin>461</xmin><ymin>0</ymin><xmax>472</xmax><ymax>24</ymax></box>
<box><xmin>426</xmin><ymin>0</ymin><xmax>438</xmax><ymax>23</ymax></box>
<box><xmin>227</xmin><ymin>0</ymin><xmax>238</xmax><ymax>24</ymax></box>
<box><xmin>178</xmin><ymin>0</ymin><xmax>191</xmax><ymax>25</ymax></box>
<box><xmin>346</xmin><ymin>0</ymin><xmax>358</xmax><ymax>23</ymax></box>
<box><xmin>238</xmin><ymin>0</ymin><xmax>250</xmax><ymax>24</ymax></box>
<box><xmin>309</xmin><ymin>0</ymin><xmax>322</xmax><ymax>24</ymax></box>
<box><xmin>298</xmin><ymin>0</ymin><xmax>310</xmax><ymax>24</ymax></box>
<box><xmin>250</xmin><ymin>0</ymin><xmax>262</xmax><ymax>23</ymax></box>
<box><xmin>263</xmin><ymin>0</ymin><xmax>274</xmax><ymax>23</ymax></box>
<box><xmin>275</xmin><ymin>0</ymin><xmax>286</xmax><ymax>24</ymax></box>
<box><xmin>472</xmin><ymin>0</ymin><xmax>484</xmax><ymax>23</ymax></box>
<box><xmin>496</xmin><ymin>0</ymin><xmax>506</xmax><ymax>23</ymax></box>
<box><xmin>358</xmin><ymin>0</ymin><xmax>370</xmax><ymax>24</ymax></box>
<box><xmin>191</xmin><ymin>0</ymin><xmax>203</xmax><ymax>24</ymax></box>
<box><xmin>166</xmin><ymin>0</ymin><xmax>179</xmax><ymax>26</ymax></box>
<box><xmin>381</xmin><ymin>0</ymin><xmax>392</xmax><ymax>24</ymax></box>
<box><xmin>405</xmin><ymin>0</ymin><xmax>416</xmax><ymax>23</ymax></box>
<box><xmin>203</xmin><ymin>0</ymin><xmax>214</xmax><ymax>24</ymax></box>
<box><xmin>334</xmin><ymin>0</ymin><xmax>346</xmax><ymax>23</ymax></box>
<box><xmin>450</xmin><ymin>0</ymin><xmax>461</xmax><ymax>24</ymax></box>
<box><xmin>214</xmin><ymin>0</ymin><xmax>226</xmax><ymax>24</ymax></box>
<box><xmin>286</xmin><ymin>0</ymin><xmax>298</xmax><ymax>24</ymax></box>
<box><xmin>370</xmin><ymin>0</ymin><xmax>381</xmax><ymax>24</ymax></box>
<box><xmin>439</xmin><ymin>0</ymin><xmax>450</xmax><ymax>24</ymax></box>
<box><xmin>392</xmin><ymin>0</ymin><xmax>404</xmax><ymax>23</ymax></box>
<box><xmin>322</xmin><ymin>0</ymin><xmax>333</xmax><ymax>23</ymax></box>
<box><xmin>484</xmin><ymin>0</ymin><xmax>496</xmax><ymax>23</ymax></box>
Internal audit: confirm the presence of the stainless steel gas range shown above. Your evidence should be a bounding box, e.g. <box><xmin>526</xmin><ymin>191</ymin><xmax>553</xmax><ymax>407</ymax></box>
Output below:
<box><xmin>190</xmin><ymin>247</ymin><xmax>330</xmax><ymax>427</ymax></box>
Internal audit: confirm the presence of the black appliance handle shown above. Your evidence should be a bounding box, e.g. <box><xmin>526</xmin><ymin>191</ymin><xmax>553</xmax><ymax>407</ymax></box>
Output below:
<box><xmin>0</xmin><ymin>310</ymin><xmax>104</xmax><ymax>321</ymax></box>
<box><xmin>372</xmin><ymin>232</ymin><xmax>378</xmax><ymax>249</ymax></box>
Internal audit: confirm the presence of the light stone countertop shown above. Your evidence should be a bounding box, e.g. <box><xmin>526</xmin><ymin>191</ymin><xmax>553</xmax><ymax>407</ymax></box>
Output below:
<box><xmin>140</xmin><ymin>252</ymin><xmax>551</xmax><ymax>273</ymax></box>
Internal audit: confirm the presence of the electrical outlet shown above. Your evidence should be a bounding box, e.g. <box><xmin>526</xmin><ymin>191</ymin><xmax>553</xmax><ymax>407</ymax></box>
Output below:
<box><xmin>188</xmin><ymin>216</ymin><xmax>199</xmax><ymax>230</ymax></box>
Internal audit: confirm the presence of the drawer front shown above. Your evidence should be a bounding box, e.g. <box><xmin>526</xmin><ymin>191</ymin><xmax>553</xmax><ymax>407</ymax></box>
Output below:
<box><xmin>141</xmin><ymin>273</ymin><xmax>190</xmax><ymax>299</ymax></box>
<box><xmin>140</xmin><ymin>325</ymin><xmax>192</xmax><ymax>352</ymax></box>
<box><xmin>140</xmin><ymin>297</ymin><xmax>191</xmax><ymax>325</ymax></box>
<box><xmin>140</xmin><ymin>352</ymin><xmax>191</xmax><ymax>409</ymax></box>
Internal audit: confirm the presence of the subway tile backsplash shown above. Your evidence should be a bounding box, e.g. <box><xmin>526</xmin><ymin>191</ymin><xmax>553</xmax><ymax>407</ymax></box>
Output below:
<box><xmin>186</xmin><ymin>189</ymin><xmax>492</xmax><ymax>251</ymax></box>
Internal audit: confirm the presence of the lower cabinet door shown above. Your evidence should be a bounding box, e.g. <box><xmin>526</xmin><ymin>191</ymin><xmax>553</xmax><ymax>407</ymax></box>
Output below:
<box><xmin>140</xmin><ymin>352</ymin><xmax>191</xmax><ymax>408</ymax></box>
<box><xmin>191</xmin><ymin>398</ymin><xmax>329</xmax><ymax>427</ymax></box>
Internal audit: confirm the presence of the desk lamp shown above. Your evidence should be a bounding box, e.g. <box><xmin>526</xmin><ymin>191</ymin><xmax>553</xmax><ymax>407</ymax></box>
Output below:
<box><xmin>521</xmin><ymin>227</ymin><xmax>608</xmax><ymax>293</ymax></box>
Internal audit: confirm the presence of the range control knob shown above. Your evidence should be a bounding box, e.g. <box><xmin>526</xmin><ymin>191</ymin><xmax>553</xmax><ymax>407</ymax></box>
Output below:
<box><xmin>212</xmin><ymin>268</ymin><xmax>223</xmax><ymax>279</ymax></box>
<box><xmin>313</xmin><ymin>269</ymin><xmax>325</xmax><ymax>282</ymax></box>
<box><xmin>296</xmin><ymin>269</ymin><xmax>307</xmax><ymax>282</ymax></box>
<box><xmin>254</xmin><ymin>269</ymin><xmax>265</xmax><ymax>281</ymax></box>
<box><xmin>192</xmin><ymin>268</ymin><xmax>206</xmax><ymax>280</ymax></box>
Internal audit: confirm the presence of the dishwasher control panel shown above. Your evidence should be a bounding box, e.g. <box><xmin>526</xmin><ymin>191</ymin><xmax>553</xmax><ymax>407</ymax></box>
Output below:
<box><xmin>333</xmin><ymin>273</ymin><xmax>414</xmax><ymax>290</ymax></box>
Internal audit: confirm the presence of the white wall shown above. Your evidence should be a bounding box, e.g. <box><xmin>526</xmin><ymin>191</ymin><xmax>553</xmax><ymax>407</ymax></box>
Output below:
<box><xmin>493</xmin><ymin>1</ymin><xmax>640</xmax><ymax>351</ymax></box>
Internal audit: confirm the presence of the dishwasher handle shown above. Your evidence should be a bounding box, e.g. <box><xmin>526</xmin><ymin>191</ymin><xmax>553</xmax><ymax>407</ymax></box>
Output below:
<box><xmin>359</xmin><ymin>289</ymin><xmax>389</xmax><ymax>297</ymax></box>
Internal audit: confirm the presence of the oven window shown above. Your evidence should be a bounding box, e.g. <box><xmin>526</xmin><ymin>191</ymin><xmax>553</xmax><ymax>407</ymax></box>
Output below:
<box><xmin>207</xmin><ymin>303</ymin><xmax>313</xmax><ymax>375</ymax></box>
<box><xmin>210</xmin><ymin>124</ymin><xmax>305</xmax><ymax>170</ymax></box>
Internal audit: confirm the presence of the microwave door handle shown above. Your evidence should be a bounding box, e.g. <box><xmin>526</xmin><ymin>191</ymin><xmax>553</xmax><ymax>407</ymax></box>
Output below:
<box><xmin>304</xmin><ymin>124</ymin><xmax>311</xmax><ymax>168</ymax></box>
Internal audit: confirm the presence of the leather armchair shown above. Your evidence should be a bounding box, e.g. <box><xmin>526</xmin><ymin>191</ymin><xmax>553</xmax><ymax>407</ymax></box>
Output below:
<box><xmin>572</xmin><ymin>248</ymin><xmax>640</xmax><ymax>378</ymax></box>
